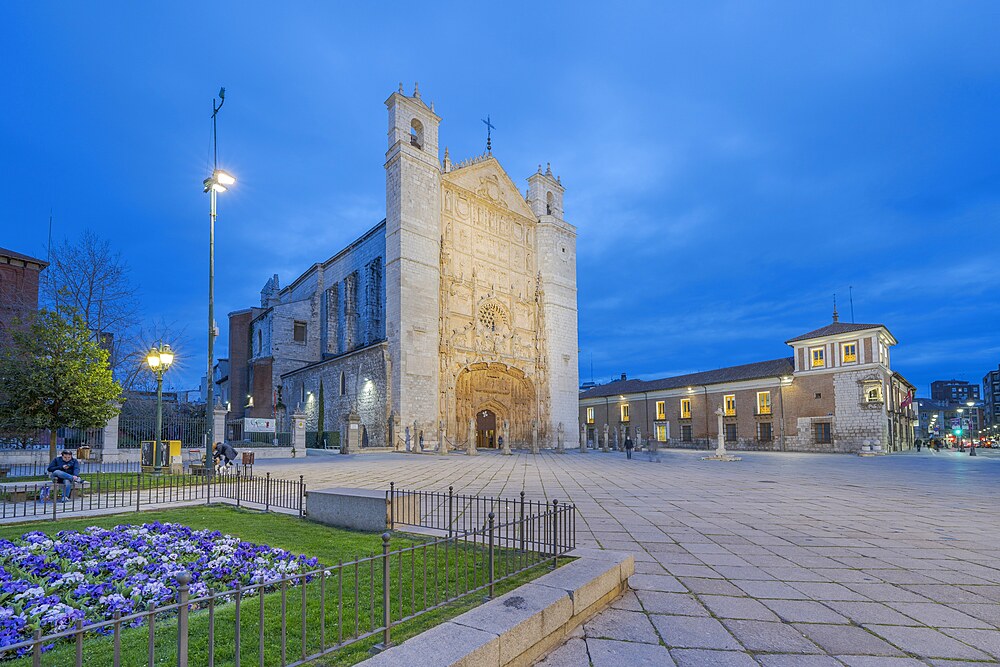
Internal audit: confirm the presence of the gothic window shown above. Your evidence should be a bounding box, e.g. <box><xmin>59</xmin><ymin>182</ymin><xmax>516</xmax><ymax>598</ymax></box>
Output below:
<box><xmin>410</xmin><ymin>118</ymin><xmax>424</xmax><ymax>149</ymax></box>
<box><xmin>344</xmin><ymin>272</ymin><xmax>359</xmax><ymax>351</ymax></box>
<box><xmin>340</xmin><ymin>371</ymin><xmax>346</xmax><ymax>396</ymax></box>
<box><xmin>256</xmin><ymin>330</ymin><xmax>262</xmax><ymax>356</ymax></box>
<box><xmin>293</xmin><ymin>320</ymin><xmax>307</xmax><ymax>343</ymax></box>
<box><xmin>366</xmin><ymin>258</ymin><xmax>382</xmax><ymax>343</ymax></box>
<box><xmin>546</xmin><ymin>191</ymin><xmax>554</xmax><ymax>215</ymax></box>
<box><xmin>478</xmin><ymin>301</ymin><xmax>508</xmax><ymax>332</ymax></box>
<box><xmin>326</xmin><ymin>285</ymin><xmax>339</xmax><ymax>354</ymax></box>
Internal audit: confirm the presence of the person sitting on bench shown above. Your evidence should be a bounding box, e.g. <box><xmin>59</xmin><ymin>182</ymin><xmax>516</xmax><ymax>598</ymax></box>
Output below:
<box><xmin>47</xmin><ymin>450</ymin><xmax>84</xmax><ymax>502</ymax></box>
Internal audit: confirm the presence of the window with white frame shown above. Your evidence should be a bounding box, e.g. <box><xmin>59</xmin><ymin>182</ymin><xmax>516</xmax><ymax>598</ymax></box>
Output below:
<box><xmin>620</xmin><ymin>404</ymin><xmax>630</xmax><ymax>422</ymax></box>
<box><xmin>757</xmin><ymin>391</ymin><xmax>771</xmax><ymax>415</ymax></box>
<box><xmin>655</xmin><ymin>401</ymin><xmax>665</xmax><ymax>420</ymax></box>
<box><xmin>724</xmin><ymin>394</ymin><xmax>736</xmax><ymax>416</ymax></box>
<box><xmin>680</xmin><ymin>398</ymin><xmax>691</xmax><ymax>419</ymax></box>
<box><xmin>811</xmin><ymin>347</ymin><xmax>825</xmax><ymax>368</ymax></box>
<box><xmin>586</xmin><ymin>407</ymin><xmax>594</xmax><ymax>424</ymax></box>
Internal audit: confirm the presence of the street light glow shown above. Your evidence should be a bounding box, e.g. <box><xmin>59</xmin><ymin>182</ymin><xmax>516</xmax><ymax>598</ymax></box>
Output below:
<box><xmin>214</xmin><ymin>169</ymin><xmax>236</xmax><ymax>186</ymax></box>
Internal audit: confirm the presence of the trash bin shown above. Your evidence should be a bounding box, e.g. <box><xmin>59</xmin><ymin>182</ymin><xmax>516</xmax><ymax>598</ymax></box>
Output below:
<box><xmin>76</xmin><ymin>446</ymin><xmax>91</xmax><ymax>461</ymax></box>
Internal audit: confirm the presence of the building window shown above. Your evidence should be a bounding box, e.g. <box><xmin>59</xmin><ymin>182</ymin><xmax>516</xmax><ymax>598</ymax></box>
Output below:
<box><xmin>842</xmin><ymin>342</ymin><xmax>857</xmax><ymax>363</ymax></box>
<box><xmin>811</xmin><ymin>347</ymin><xmax>825</xmax><ymax>368</ymax></box>
<box><xmin>724</xmin><ymin>394</ymin><xmax>736</xmax><ymax>416</ymax></box>
<box><xmin>256</xmin><ymin>329</ymin><xmax>262</xmax><ymax>355</ymax></box>
<box><xmin>815</xmin><ymin>422</ymin><xmax>832</xmax><ymax>444</ymax></box>
<box><xmin>293</xmin><ymin>321</ymin><xmax>307</xmax><ymax>343</ymax></box>
<box><xmin>757</xmin><ymin>391</ymin><xmax>771</xmax><ymax>415</ymax></box>
<box><xmin>680</xmin><ymin>398</ymin><xmax>691</xmax><ymax>419</ymax></box>
<box><xmin>864</xmin><ymin>380</ymin><xmax>884</xmax><ymax>403</ymax></box>
<box><xmin>655</xmin><ymin>401</ymin><xmax>665</xmax><ymax>420</ymax></box>
<box><xmin>725</xmin><ymin>423</ymin><xmax>737</xmax><ymax>442</ymax></box>
<box><xmin>620</xmin><ymin>404</ymin><xmax>630</xmax><ymax>422</ymax></box>
<box><xmin>758</xmin><ymin>422</ymin><xmax>773</xmax><ymax>442</ymax></box>
<box><xmin>586</xmin><ymin>407</ymin><xmax>594</xmax><ymax>424</ymax></box>
<box><xmin>655</xmin><ymin>423</ymin><xmax>668</xmax><ymax>442</ymax></box>
<box><xmin>339</xmin><ymin>371</ymin><xmax>346</xmax><ymax>396</ymax></box>
<box><xmin>681</xmin><ymin>425</ymin><xmax>692</xmax><ymax>442</ymax></box>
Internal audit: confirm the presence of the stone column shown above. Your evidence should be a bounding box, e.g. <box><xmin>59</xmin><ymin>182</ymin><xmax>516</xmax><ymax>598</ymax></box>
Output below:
<box><xmin>612</xmin><ymin>427</ymin><xmax>619</xmax><ymax>451</ymax></box>
<box><xmin>439</xmin><ymin>421</ymin><xmax>448</xmax><ymax>455</ymax></box>
<box><xmin>100</xmin><ymin>412</ymin><xmax>120</xmax><ymax>462</ymax></box>
<box><xmin>636</xmin><ymin>427</ymin><xmax>642</xmax><ymax>451</ymax></box>
<box><xmin>602</xmin><ymin>424</ymin><xmax>609</xmax><ymax>452</ymax></box>
<box><xmin>531</xmin><ymin>419</ymin><xmax>539</xmax><ymax>454</ymax></box>
<box><xmin>404</xmin><ymin>425</ymin><xmax>411</xmax><ymax>453</ymax></box>
<box><xmin>556</xmin><ymin>422</ymin><xmax>565</xmax><ymax>453</ymax></box>
<box><xmin>413</xmin><ymin>420</ymin><xmax>420</xmax><ymax>452</ymax></box>
<box><xmin>392</xmin><ymin>413</ymin><xmax>402</xmax><ymax>451</ymax></box>
<box><xmin>502</xmin><ymin>420</ymin><xmax>512</xmax><ymax>455</ymax></box>
<box><xmin>291</xmin><ymin>409</ymin><xmax>307</xmax><ymax>458</ymax></box>
<box><xmin>715</xmin><ymin>407</ymin><xmax>726</xmax><ymax>456</ymax></box>
<box><xmin>344</xmin><ymin>411</ymin><xmax>361</xmax><ymax>454</ymax></box>
<box><xmin>579</xmin><ymin>424</ymin><xmax>587</xmax><ymax>453</ymax></box>
<box><xmin>213</xmin><ymin>405</ymin><xmax>228</xmax><ymax>449</ymax></box>
<box><xmin>467</xmin><ymin>418</ymin><xmax>477</xmax><ymax>456</ymax></box>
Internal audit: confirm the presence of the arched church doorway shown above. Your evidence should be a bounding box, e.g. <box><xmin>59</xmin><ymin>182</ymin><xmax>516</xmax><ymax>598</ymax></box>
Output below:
<box><xmin>476</xmin><ymin>409</ymin><xmax>497</xmax><ymax>448</ymax></box>
<box><xmin>454</xmin><ymin>362</ymin><xmax>536</xmax><ymax>447</ymax></box>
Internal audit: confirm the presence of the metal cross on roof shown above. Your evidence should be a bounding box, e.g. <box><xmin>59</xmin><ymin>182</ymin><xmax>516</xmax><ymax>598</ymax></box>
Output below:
<box><xmin>482</xmin><ymin>115</ymin><xmax>495</xmax><ymax>153</ymax></box>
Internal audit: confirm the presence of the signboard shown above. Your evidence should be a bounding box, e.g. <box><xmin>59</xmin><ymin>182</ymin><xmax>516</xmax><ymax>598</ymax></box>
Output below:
<box><xmin>244</xmin><ymin>418</ymin><xmax>275</xmax><ymax>433</ymax></box>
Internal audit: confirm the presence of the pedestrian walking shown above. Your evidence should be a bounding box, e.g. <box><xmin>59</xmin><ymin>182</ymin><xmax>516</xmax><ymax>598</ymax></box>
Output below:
<box><xmin>624</xmin><ymin>435</ymin><xmax>634</xmax><ymax>460</ymax></box>
<box><xmin>915</xmin><ymin>439</ymin><xmax>922</xmax><ymax>452</ymax></box>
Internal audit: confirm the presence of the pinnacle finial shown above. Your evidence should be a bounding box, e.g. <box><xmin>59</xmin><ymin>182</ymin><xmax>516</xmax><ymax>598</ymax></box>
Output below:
<box><xmin>430</xmin><ymin>101</ymin><xmax>435</xmax><ymax>112</ymax></box>
<box><xmin>832</xmin><ymin>294</ymin><xmax>839</xmax><ymax>323</ymax></box>
<box><xmin>413</xmin><ymin>82</ymin><xmax>420</xmax><ymax>98</ymax></box>
<box><xmin>398</xmin><ymin>82</ymin><xmax>404</xmax><ymax>94</ymax></box>
<box><xmin>545</xmin><ymin>162</ymin><xmax>552</xmax><ymax>176</ymax></box>
<box><xmin>537</xmin><ymin>164</ymin><xmax>542</xmax><ymax>174</ymax></box>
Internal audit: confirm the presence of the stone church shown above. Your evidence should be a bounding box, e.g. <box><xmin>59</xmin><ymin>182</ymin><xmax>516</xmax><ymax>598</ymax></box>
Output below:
<box><xmin>225</xmin><ymin>84</ymin><xmax>579</xmax><ymax>451</ymax></box>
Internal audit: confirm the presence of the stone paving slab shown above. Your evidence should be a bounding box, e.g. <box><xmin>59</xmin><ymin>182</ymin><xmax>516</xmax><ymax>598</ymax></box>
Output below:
<box><xmin>254</xmin><ymin>448</ymin><xmax>1000</xmax><ymax>665</ymax></box>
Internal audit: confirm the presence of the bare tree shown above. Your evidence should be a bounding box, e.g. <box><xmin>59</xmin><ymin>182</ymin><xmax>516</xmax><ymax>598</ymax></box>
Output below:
<box><xmin>44</xmin><ymin>231</ymin><xmax>142</xmax><ymax>388</ymax></box>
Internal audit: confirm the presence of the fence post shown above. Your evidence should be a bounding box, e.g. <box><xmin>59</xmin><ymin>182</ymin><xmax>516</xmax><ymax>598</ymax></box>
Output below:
<box><xmin>32</xmin><ymin>628</ymin><xmax>41</xmax><ymax>667</ymax></box>
<box><xmin>519</xmin><ymin>491</ymin><xmax>526</xmax><ymax>553</ymax></box>
<box><xmin>381</xmin><ymin>532</ymin><xmax>392</xmax><ymax>650</ymax></box>
<box><xmin>552</xmin><ymin>499</ymin><xmax>559</xmax><ymax>570</ymax></box>
<box><xmin>299</xmin><ymin>475</ymin><xmax>304</xmax><ymax>518</ymax></box>
<box><xmin>51</xmin><ymin>481</ymin><xmax>58</xmax><ymax>521</ymax></box>
<box><xmin>448</xmin><ymin>486</ymin><xmax>454</xmax><ymax>538</ymax></box>
<box><xmin>265</xmin><ymin>472</ymin><xmax>271</xmax><ymax>512</ymax></box>
<box><xmin>235</xmin><ymin>469</ymin><xmax>241</xmax><ymax>508</ymax></box>
<box><xmin>135</xmin><ymin>472</ymin><xmax>142</xmax><ymax>513</ymax></box>
<box><xmin>177</xmin><ymin>571</ymin><xmax>191</xmax><ymax>667</ymax></box>
<box><xmin>389</xmin><ymin>481</ymin><xmax>395</xmax><ymax>529</ymax></box>
<box><xmin>488</xmin><ymin>512</ymin><xmax>495</xmax><ymax>599</ymax></box>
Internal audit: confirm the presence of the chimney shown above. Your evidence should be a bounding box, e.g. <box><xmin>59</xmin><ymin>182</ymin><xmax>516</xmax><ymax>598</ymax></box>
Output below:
<box><xmin>620</xmin><ymin>373</ymin><xmax>627</xmax><ymax>382</ymax></box>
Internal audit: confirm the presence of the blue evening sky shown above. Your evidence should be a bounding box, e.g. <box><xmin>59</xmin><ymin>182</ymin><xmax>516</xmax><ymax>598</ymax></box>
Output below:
<box><xmin>2</xmin><ymin>2</ymin><xmax>998</xmax><ymax>395</ymax></box>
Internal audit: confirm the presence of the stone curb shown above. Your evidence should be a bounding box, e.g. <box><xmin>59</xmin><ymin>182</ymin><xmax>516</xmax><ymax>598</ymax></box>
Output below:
<box><xmin>357</xmin><ymin>548</ymin><xmax>634</xmax><ymax>667</ymax></box>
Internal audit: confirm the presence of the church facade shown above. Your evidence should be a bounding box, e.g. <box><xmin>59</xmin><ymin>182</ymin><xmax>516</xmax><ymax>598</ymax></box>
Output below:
<box><xmin>225</xmin><ymin>85</ymin><xmax>579</xmax><ymax>451</ymax></box>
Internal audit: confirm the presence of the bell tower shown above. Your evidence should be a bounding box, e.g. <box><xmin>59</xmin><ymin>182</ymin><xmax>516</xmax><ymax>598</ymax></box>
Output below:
<box><xmin>385</xmin><ymin>83</ymin><xmax>442</xmax><ymax>442</ymax></box>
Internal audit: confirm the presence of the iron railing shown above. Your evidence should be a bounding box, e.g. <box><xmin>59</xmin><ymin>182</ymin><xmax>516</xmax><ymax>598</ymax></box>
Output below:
<box><xmin>0</xmin><ymin>488</ymin><xmax>575</xmax><ymax>666</ymax></box>
<box><xmin>0</xmin><ymin>426</ymin><xmax>104</xmax><ymax>450</ymax></box>
<box><xmin>117</xmin><ymin>417</ymin><xmax>207</xmax><ymax>450</ymax></box>
<box><xmin>0</xmin><ymin>470</ymin><xmax>305</xmax><ymax>521</ymax></box>
<box><xmin>0</xmin><ymin>459</ymin><xmax>141</xmax><ymax>480</ymax></box>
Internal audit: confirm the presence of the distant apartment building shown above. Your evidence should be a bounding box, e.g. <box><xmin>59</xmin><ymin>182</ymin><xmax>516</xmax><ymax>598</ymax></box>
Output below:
<box><xmin>984</xmin><ymin>365</ymin><xmax>1000</xmax><ymax>428</ymax></box>
<box><xmin>0</xmin><ymin>246</ymin><xmax>47</xmax><ymax>333</ymax></box>
<box><xmin>916</xmin><ymin>397</ymin><xmax>982</xmax><ymax>444</ymax></box>
<box><xmin>931</xmin><ymin>379</ymin><xmax>980</xmax><ymax>403</ymax></box>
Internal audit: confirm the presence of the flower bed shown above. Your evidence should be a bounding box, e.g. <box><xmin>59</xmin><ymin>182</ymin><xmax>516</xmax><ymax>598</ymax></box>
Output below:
<box><xmin>0</xmin><ymin>522</ymin><xmax>318</xmax><ymax>656</ymax></box>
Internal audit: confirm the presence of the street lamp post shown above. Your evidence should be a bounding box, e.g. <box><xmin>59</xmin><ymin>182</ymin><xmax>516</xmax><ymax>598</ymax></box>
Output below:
<box><xmin>967</xmin><ymin>400</ymin><xmax>978</xmax><ymax>456</ymax></box>
<box><xmin>203</xmin><ymin>88</ymin><xmax>236</xmax><ymax>474</ymax></box>
<box><xmin>956</xmin><ymin>408</ymin><xmax>964</xmax><ymax>451</ymax></box>
<box><xmin>145</xmin><ymin>344</ymin><xmax>174</xmax><ymax>473</ymax></box>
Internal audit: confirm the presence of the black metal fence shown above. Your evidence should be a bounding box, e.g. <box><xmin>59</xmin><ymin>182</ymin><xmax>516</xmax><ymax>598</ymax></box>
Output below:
<box><xmin>0</xmin><ymin>469</ymin><xmax>305</xmax><ymax>521</ymax></box>
<box><xmin>0</xmin><ymin>487</ymin><xmax>576</xmax><ymax>665</ymax></box>
<box><xmin>225</xmin><ymin>417</ymin><xmax>291</xmax><ymax>447</ymax></box>
<box><xmin>0</xmin><ymin>425</ymin><xmax>104</xmax><ymax>450</ymax></box>
<box><xmin>0</xmin><ymin>459</ymin><xmax>141</xmax><ymax>480</ymax></box>
<box><xmin>117</xmin><ymin>417</ymin><xmax>207</xmax><ymax>450</ymax></box>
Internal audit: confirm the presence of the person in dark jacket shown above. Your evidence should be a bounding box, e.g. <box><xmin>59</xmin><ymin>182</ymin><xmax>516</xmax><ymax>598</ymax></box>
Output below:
<box><xmin>213</xmin><ymin>442</ymin><xmax>239</xmax><ymax>471</ymax></box>
<box><xmin>624</xmin><ymin>436</ymin><xmax>634</xmax><ymax>460</ymax></box>
<box><xmin>47</xmin><ymin>450</ymin><xmax>83</xmax><ymax>501</ymax></box>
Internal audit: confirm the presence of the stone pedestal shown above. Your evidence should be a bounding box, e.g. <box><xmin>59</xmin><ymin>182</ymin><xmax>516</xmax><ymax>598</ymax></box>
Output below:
<box><xmin>502</xmin><ymin>420</ymin><xmax>511</xmax><ymax>455</ymax></box>
<box><xmin>531</xmin><ymin>420</ymin><xmax>539</xmax><ymax>454</ymax></box>
<box><xmin>213</xmin><ymin>405</ymin><xmax>228</xmax><ymax>449</ymax></box>
<box><xmin>556</xmin><ymin>422</ymin><xmax>565</xmax><ymax>453</ymax></box>
<box><xmin>404</xmin><ymin>426</ymin><xmax>411</xmax><ymax>453</ymax></box>
<box><xmin>291</xmin><ymin>410</ymin><xmax>306</xmax><ymax>458</ymax></box>
<box><xmin>601</xmin><ymin>424</ymin><xmax>609</xmax><ymax>452</ymax></box>
<box><xmin>343</xmin><ymin>411</ymin><xmax>361</xmax><ymax>455</ymax></box>
<box><xmin>392</xmin><ymin>414</ymin><xmax>402</xmax><ymax>452</ymax></box>
<box><xmin>703</xmin><ymin>406</ymin><xmax>741</xmax><ymax>461</ymax></box>
<box><xmin>99</xmin><ymin>412</ymin><xmax>122</xmax><ymax>462</ymax></box>
<box><xmin>579</xmin><ymin>424</ymin><xmax>587</xmax><ymax>453</ymax></box>
<box><xmin>439</xmin><ymin>422</ymin><xmax>448</xmax><ymax>455</ymax></box>
<box><xmin>467</xmin><ymin>418</ymin><xmax>477</xmax><ymax>456</ymax></box>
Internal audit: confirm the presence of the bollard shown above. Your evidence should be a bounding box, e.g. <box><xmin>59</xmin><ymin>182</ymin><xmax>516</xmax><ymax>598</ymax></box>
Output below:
<box><xmin>265</xmin><ymin>472</ymin><xmax>271</xmax><ymax>511</ymax></box>
<box><xmin>488</xmin><ymin>512</ymin><xmax>496</xmax><ymax>599</ymax></box>
<box><xmin>177</xmin><ymin>571</ymin><xmax>191</xmax><ymax>666</ymax></box>
<box><xmin>381</xmin><ymin>532</ymin><xmax>392</xmax><ymax>649</ymax></box>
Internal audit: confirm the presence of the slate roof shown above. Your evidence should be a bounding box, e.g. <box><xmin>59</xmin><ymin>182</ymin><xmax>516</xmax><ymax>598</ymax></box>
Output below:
<box><xmin>0</xmin><ymin>246</ymin><xmax>48</xmax><ymax>267</ymax></box>
<box><xmin>785</xmin><ymin>322</ymin><xmax>886</xmax><ymax>344</ymax></box>
<box><xmin>580</xmin><ymin>357</ymin><xmax>795</xmax><ymax>400</ymax></box>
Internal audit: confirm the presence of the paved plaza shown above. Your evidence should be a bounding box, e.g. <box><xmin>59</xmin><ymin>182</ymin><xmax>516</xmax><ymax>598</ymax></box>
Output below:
<box><xmin>257</xmin><ymin>448</ymin><xmax>1000</xmax><ymax>666</ymax></box>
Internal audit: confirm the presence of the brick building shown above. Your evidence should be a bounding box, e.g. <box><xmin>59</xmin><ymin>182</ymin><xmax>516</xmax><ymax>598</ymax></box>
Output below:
<box><xmin>225</xmin><ymin>84</ymin><xmax>578</xmax><ymax>451</ymax></box>
<box><xmin>930</xmin><ymin>379</ymin><xmax>980</xmax><ymax>403</ymax></box>
<box><xmin>0</xmin><ymin>246</ymin><xmax>47</xmax><ymax>333</ymax></box>
<box><xmin>579</xmin><ymin>314</ymin><xmax>915</xmax><ymax>454</ymax></box>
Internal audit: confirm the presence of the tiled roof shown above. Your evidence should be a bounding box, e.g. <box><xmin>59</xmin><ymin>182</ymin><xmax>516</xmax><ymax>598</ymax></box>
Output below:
<box><xmin>580</xmin><ymin>357</ymin><xmax>795</xmax><ymax>400</ymax></box>
<box><xmin>0</xmin><ymin>246</ymin><xmax>47</xmax><ymax>267</ymax></box>
<box><xmin>785</xmin><ymin>322</ymin><xmax>885</xmax><ymax>344</ymax></box>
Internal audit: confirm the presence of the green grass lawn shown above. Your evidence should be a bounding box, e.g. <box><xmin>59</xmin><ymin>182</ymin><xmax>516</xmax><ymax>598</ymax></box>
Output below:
<box><xmin>2</xmin><ymin>505</ymin><xmax>558</xmax><ymax>666</ymax></box>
